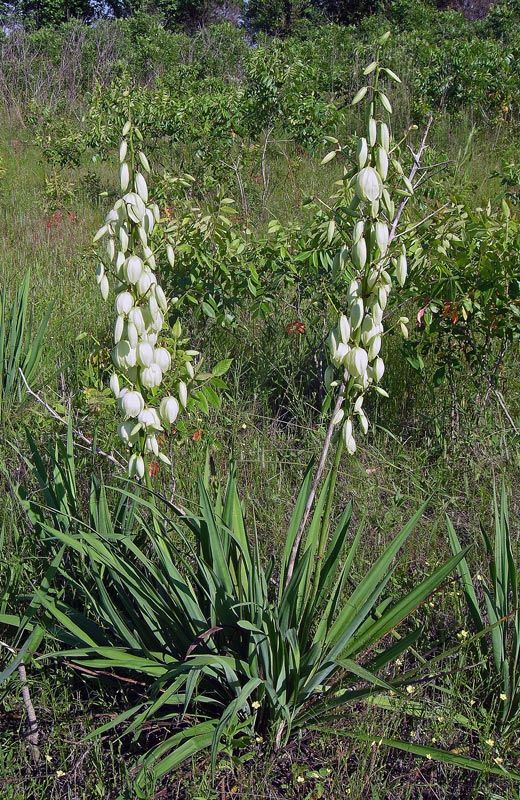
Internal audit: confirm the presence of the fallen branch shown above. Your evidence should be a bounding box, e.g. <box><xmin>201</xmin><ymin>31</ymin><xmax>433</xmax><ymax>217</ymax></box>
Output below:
<box><xmin>19</xmin><ymin>369</ymin><xmax>124</xmax><ymax>469</ymax></box>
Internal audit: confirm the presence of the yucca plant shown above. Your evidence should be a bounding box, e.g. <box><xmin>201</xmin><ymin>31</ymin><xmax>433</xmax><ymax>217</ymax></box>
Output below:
<box><xmin>0</xmin><ymin>270</ymin><xmax>53</xmax><ymax>422</ymax></box>
<box><xmin>448</xmin><ymin>484</ymin><xmax>519</xmax><ymax>735</ymax></box>
<box><xmin>19</xmin><ymin>437</ymin><xmax>468</xmax><ymax>787</ymax></box>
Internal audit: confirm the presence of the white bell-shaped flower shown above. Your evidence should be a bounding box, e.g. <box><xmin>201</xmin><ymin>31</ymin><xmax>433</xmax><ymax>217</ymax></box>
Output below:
<box><xmin>116</xmin><ymin>291</ymin><xmax>134</xmax><ymax>316</ymax></box>
<box><xmin>110</xmin><ymin>374</ymin><xmax>120</xmax><ymax>398</ymax></box>
<box><xmin>121</xmin><ymin>390</ymin><xmax>144</xmax><ymax>418</ymax></box>
<box><xmin>136</xmin><ymin>341</ymin><xmax>154</xmax><ymax>368</ymax></box>
<box><xmin>344</xmin><ymin>347</ymin><xmax>368</xmax><ymax>378</ymax></box>
<box><xmin>160</xmin><ymin>396</ymin><xmax>179</xmax><ymax>426</ymax></box>
<box><xmin>129</xmin><ymin>306</ymin><xmax>145</xmax><ymax>334</ymax></box>
<box><xmin>154</xmin><ymin>347</ymin><xmax>171</xmax><ymax>373</ymax></box>
<box><xmin>113</xmin><ymin>340</ymin><xmax>137</xmax><ymax>370</ymax></box>
<box><xmin>140</xmin><ymin>363</ymin><xmax>163</xmax><ymax>389</ymax></box>
<box><xmin>126</xmin><ymin>256</ymin><xmax>144</xmax><ymax>285</ymax></box>
<box><xmin>138</xmin><ymin>406</ymin><xmax>162</xmax><ymax>430</ymax></box>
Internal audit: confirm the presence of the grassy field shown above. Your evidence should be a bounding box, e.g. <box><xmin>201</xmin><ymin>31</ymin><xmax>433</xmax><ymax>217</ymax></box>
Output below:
<box><xmin>1</xmin><ymin>10</ymin><xmax>520</xmax><ymax>799</ymax></box>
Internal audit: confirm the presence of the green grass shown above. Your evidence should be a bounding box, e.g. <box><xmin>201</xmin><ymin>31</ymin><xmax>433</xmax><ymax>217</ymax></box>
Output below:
<box><xmin>1</xmin><ymin>34</ymin><xmax>520</xmax><ymax>797</ymax></box>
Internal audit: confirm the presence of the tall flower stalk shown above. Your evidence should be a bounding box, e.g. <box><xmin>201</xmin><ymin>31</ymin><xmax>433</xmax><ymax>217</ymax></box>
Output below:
<box><xmin>94</xmin><ymin>118</ymin><xmax>190</xmax><ymax>481</ymax></box>
<box><xmin>287</xmin><ymin>33</ymin><xmax>417</xmax><ymax>584</ymax></box>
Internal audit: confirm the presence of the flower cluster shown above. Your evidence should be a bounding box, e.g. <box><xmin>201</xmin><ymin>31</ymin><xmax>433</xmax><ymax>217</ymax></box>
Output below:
<box><xmin>94</xmin><ymin>121</ymin><xmax>187</xmax><ymax>478</ymax></box>
<box><xmin>325</xmin><ymin>46</ymin><xmax>409</xmax><ymax>455</ymax></box>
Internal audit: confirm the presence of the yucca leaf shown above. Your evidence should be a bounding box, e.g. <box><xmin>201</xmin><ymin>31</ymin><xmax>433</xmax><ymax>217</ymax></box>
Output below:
<box><xmin>447</xmin><ymin>516</ymin><xmax>484</xmax><ymax>632</ymax></box>
<box><xmin>279</xmin><ymin>459</ymin><xmax>314</xmax><ymax>595</ymax></box>
<box><xmin>326</xmin><ymin>503</ymin><xmax>427</xmax><ymax>655</ymax></box>
<box><xmin>312</xmin><ymin>727</ymin><xmax>520</xmax><ymax>781</ymax></box>
<box><xmin>345</xmin><ymin>548</ymin><xmax>470</xmax><ymax>658</ymax></box>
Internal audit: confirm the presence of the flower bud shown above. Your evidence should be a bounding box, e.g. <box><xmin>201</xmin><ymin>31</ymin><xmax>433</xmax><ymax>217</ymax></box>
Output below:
<box><xmin>179</xmin><ymin>380</ymin><xmax>188</xmax><ymax>409</ymax></box>
<box><xmin>166</xmin><ymin>244</ymin><xmax>175</xmax><ymax>268</ymax></box>
<box><xmin>114</xmin><ymin>314</ymin><xmax>125</xmax><ymax>343</ymax></box>
<box><xmin>118</xmin><ymin>420</ymin><xmax>139</xmax><ymax>445</ymax></box>
<box><xmin>339</xmin><ymin>315</ymin><xmax>350</xmax><ymax>345</ymax></box>
<box><xmin>95</xmin><ymin>263</ymin><xmax>104</xmax><ymax>284</ymax></box>
<box><xmin>140</xmin><ymin>363</ymin><xmax>163</xmax><ymax>389</ymax></box>
<box><xmin>120</xmin><ymin>163</ymin><xmax>130</xmax><ymax>192</ymax></box>
<box><xmin>126</xmin><ymin>321</ymin><xmax>138</xmax><ymax>348</ymax></box>
<box><xmin>375</xmin><ymin>146</ymin><xmax>389</xmax><ymax>181</ymax></box>
<box><xmin>128</xmin><ymin>453</ymin><xmax>145</xmax><ymax>479</ymax></box>
<box><xmin>121</xmin><ymin>390</ymin><xmax>144</xmax><ymax>418</ymax></box>
<box><xmin>357</xmin><ymin>137</ymin><xmax>368</xmax><ymax>169</ymax></box>
<box><xmin>136</xmin><ymin>271</ymin><xmax>153</xmax><ymax>297</ymax></box>
<box><xmin>129</xmin><ymin>306</ymin><xmax>145</xmax><ymax>334</ymax></box>
<box><xmin>332</xmin><ymin>342</ymin><xmax>350</xmax><ymax>367</ymax></box>
<box><xmin>135</xmin><ymin>172</ymin><xmax>148</xmax><ymax>203</ymax></box>
<box><xmin>375</xmin><ymin>222</ymin><xmax>389</xmax><ymax>255</ymax></box>
<box><xmin>361</xmin><ymin>314</ymin><xmax>376</xmax><ymax>345</ymax></box>
<box><xmin>332</xmin><ymin>408</ymin><xmax>345</xmax><ymax>426</ymax></box>
<box><xmin>126</xmin><ymin>256</ymin><xmax>144</xmax><ymax>284</ymax></box>
<box><xmin>358</xmin><ymin>409</ymin><xmax>369</xmax><ymax>434</ymax></box>
<box><xmin>138</xmin><ymin>225</ymin><xmax>148</xmax><ymax>249</ymax></box>
<box><xmin>110</xmin><ymin>373</ymin><xmax>120</xmax><ymax>398</ymax></box>
<box><xmin>342</xmin><ymin>419</ymin><xmax>357</xmax><ymax>454</ymax></box>
<box><xmin>354</xmin><ymin>394</ymin><xmax>364</xmax><ymax>413</ymax></box>
<box><xmin>378</xmin><ymin>122</ymin><xmax>390</xmax><ymax>152</ymax></box>
<box><xmin>355</xmin><ymin>167</ymin><xmax>382</xmax><ymax>203</ymax></box>
<box><xmin>106</xmin><ymin>238</ymin><xmax>115</xmax><ymax>262</ymax></box>
<box><xmin>353</xmin><ymin>220</ymin><xmax>364</xmax><ymax>244</ymax></box>
<box><xmin>368</xmin><ymin>335</ymin><xmax>382</xmax><ymax>360</ymax></box>
<box><xmin>151</xmin><ymin>349</ymin><xmax>169</xmax><ymax>375</ymax></box>
<box><xmin>139</xmin><ymin>151</ymin><xmax>150</xmax><ymax>173</ymax></box>
<box><xmin>160</xmin><ymin>396</ymin><xmax>179</xmax><ymax>426</ymax></box>
<box><xmin>349</xmin><ymin>298</ymin><xmax>364</xmax><ymax>331</ymax></box>
<box><xmin>119</xmin><ymin>140</ymin><xmax>128</xmax><ymax>163</ymax></box>
<box><xmin>145</xmin><ymin>434</ymin><xmax>159</xmax><ymax>456</ymax></box>
<box><xmin>154</xmin><ymin>285</ymin><xmax>168</xmax><ymax>314</ymax></box>
<box><xmin>347</xmin><ymin>279</ymin><xmax>361</xmax><ymax>302</ymax></box>
<box><xmin>99</xmin><ymin>275</ymin><xmax>109</xmax><ymax>300</ymax></box>
<box><xmin>372</xmin><ymin>303</ymin><xmax>383</xmax><ymax>325</ymax></box>
<box><xmin>367</xmin><ymin>117</ymin><xmax>377</xmax><ymax>146</ymax></box>
<box><xmin>352</xmin><ymin>236</ymin><xmax>367</xmax><ymax>270</ymax></box>
<box><xmin>373</xmin><ymin>357</ymin><xmax>385</xmax><ymax>382</ymax></box>
<box><xmin>396</xmin><ymin>252</ymin><xmax>407</xmax><ymax>287</ymax></box>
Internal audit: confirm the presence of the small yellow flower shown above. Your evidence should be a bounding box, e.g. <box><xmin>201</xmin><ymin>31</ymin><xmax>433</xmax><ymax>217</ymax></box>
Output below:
<box><xmin>296</xmin><ymin>775</ymin><xmax>305</xmax><ymax>784</ymax></box>
<box><xmin>251</xmin><ymin>700</ymin><xmax>261</xmax><ymax>710</ymax></box>
<box><xmin>56</xmin><ymin>770</ymin><xmax>66</xmax><ymax>778</ymax></box>
<box><xmin>432</xmin><ymin>737</ymin><xmax>437</xmax><ymax>744</ymax></box>
<box><xmin>45</xmin><ymin>754</ymin><xmax>53</xmax><ymax>763</ymax></box>
<box><xmin>500</xmin><ymin>693</ymin><xmax>507</xmax><ymax>701</ymax></box>
<box><xmin>406</xmin><ymin>684</ymin><xmax>416</xmax><ymax>695</ymax></box>
<box><xmin>395</xmin><ymin>658</ymin><xmax>403</xmax><ymax>666</ymax></box>
<box><xmin>457</xmin><ymin>630</ymin><xmax>469</xmax><ymax>640</ymax></box>
<box><xmin>485</xmin><ymin>739</ymin><xmax>495</xmax><ymax>747</ymax></box>
<box><xmin>494</xmin><ymin>757</ymin><xmax>504</xmax><ymax>765</ymax></box>
<box><xmin>426</xmin><ymin>754</ymin><xmax>432</xmax><ymax>760</ymax></box>
<box><xmin>255</xmin><ymin>736</ymin><xmax>263</xmax><ymax>743</ymax></box>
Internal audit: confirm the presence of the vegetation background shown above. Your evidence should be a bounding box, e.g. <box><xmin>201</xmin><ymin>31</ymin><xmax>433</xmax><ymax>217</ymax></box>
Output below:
<box><xmin>0</xmin><ymin>0</ymin><xmax>519</xmax><ymax>798</ymax></box>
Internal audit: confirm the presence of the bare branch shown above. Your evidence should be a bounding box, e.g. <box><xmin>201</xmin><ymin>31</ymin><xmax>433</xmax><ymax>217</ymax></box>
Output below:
<box><xmin>19</xmin><ymin>369</ymin><xmax>124</xmax><ymax>469</ymax></box>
